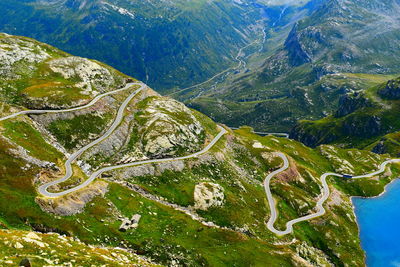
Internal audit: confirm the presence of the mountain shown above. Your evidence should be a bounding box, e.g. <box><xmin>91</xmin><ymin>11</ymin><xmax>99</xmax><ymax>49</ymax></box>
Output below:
<box><xmin>290</xmin><ymin>76</ymin><xmax>400</xmax><ymax>156</ymax></box>
<box><xmin>1</xmin><ymin>33</ymin><xmax>400</xmax><ymax>266</ymax></box>
<box><xmin>0</xmin><ymin>0</ymin><xmax>265</xmax><ymax>91</ymax></box>
<box><xmin>181</xmin><ymin>0</ymin><xmax>400</xmax><ymax>131</ymax></box>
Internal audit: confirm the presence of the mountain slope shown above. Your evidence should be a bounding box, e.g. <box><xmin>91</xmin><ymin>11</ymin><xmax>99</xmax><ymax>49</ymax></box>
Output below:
<box><xmin>1</xmin><ymin>34</ymin><xmax>400</xmax><ymax>266</ymax></box>
<box><xmin>0</xmin><ymin>0</ymin><xmax>266</xmax><ymax>91</ymax></box>
<box><xmin>183</xmin><ymin>0</ymin><xmax>400</xmax><ymax>131</ymax></box>
<box><xmin>291</xmin><ymin>76</ymin><xmax>400</xmax><ymax>155</ymax></box>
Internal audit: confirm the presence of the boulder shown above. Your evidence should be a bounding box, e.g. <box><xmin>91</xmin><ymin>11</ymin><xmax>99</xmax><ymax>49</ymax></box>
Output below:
<box><xmin>19</xmin><ymin>258</ymin><xmax>31</xmax><ymax>267</ymax></box>
<box><xmin>119</xmin><ymin>214</ymin><xmax>141</xmax><ymax>232</ymax></box>
<box><xmin>194</xmin><ymin>182</ymin><xmax>225</xmax><ymax>211</ymax></box>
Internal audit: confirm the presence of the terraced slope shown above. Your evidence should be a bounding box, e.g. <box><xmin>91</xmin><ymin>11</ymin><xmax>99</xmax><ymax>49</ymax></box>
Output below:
<box><xmin>1</xmin><ymin>34</ymin><xmax>400</xmax><ymax>266</ymax></box>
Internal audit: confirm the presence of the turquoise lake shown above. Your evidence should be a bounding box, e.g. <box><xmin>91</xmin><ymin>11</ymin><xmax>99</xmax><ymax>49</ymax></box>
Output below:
<box><xmin>352</xmin><ymin>179</ymin><xmax>400</xmax><ymax>267</ymax></box>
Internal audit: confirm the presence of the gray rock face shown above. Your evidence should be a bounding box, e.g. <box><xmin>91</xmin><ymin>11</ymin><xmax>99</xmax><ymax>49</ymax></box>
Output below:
<box><xmin>342</xmin><ymin>115</ymin><xmax>382</xmax><ymax>137</ymax></box>
<box><xmin>335</xmin><ymin>92</ymin><xmax>372</xmax><ymax>118</ymax></box>
<box><xmin>372</xmin><ymin>140</ymin><xmax>387</xmax><ymax>154</ymax></box>
<box><xmin>194</xmin><ymin>182</ymin><xmax>225</xmax><ymax>211</ymax></box>
<box><xmin>378</xmin><ymin>77</ymin><xmax>400</xmax><ymax>100</ymax></box>
<box><xmin>284</xmin><ymin>23</ymin><xmax>312</xmax><ymax>67</ymax></box>
<box><xmin>48</xmin><ymin>56</ymin><xmax>116</xmax><ymax>95</ymax></box>
<box><xmin>2</xmin><ymin>135</ymin><xmax>57</xmax><ymax>170</ymax></box>
<box><xmin>35</xmin><ymin>181</ymin><xmax>108</xmax><ymax>216</ymax></box>
<box><xmin>290</xmin><ymin>123</ymin><xmax>338</xmax><ymax>148</ymax></box>
<box><xmin>116</xmin><ymin>160</ymin><xmax>185</xmax><ymax>180</ymax></box>
<box><xmin>0</xmin><ymin>36</ymin><xmax>50</xmax><ymax>79</ymax></box>
<box><xmin>139</xmin><ymin>97</ymin><xmax>205</xmax><ymax>158</ymax></box>
<box><xmin>118</xmin><ymin>164</ymin><xmax>156</xmax><ymax>179</ymax></box>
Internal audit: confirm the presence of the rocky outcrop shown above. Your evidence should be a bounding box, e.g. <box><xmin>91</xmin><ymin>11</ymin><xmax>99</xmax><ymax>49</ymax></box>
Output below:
<box><xmin>116</xmin><ymin>160</ymin><xmax>185</xmax><ymax>180</ymax></box>
<box><xmin>342</xmin><ymin>115</ymin><xmax>383</xmax><ymax>137</ymax></box>
<box><xmin>0</xmin><ymin>35</ymin><xmax>50</xmax><ymax>80</ymax></box>
<box><xmin>35</xmin><ymin>181</ymin><xmax>108</xmax><ymax>216</ymax></box>
<box><xmin>194</xmin><ymin>182</ymin><xmax>225</xmax><ymax>211</ymax></box>
<box><xmin>295</xmin><ymin>242</ymin><xmax>333</xmax><ymax>267</ymax></box>
<box><xmin>48</xmin><ymin>56</ymin><xmax>117</xmax><ymax>95</ymax></box>
<box><xmin>276</xmin><ymin>158</ymin><xmax>305</xmax><ymax>183</ymax></box>
<box><xmin>319</xmin><ymin>145</ymin><xmax>355</xmax><ymax>174</ymax></box>
<box><xmin>335</xmin><ymin>92</ymin><xmax>372</xmax><ymax>118</ymax></box>
<box><xmin>284</xmin><ymin>23</ymin><xmax>312</xmax><ymax>67</ymax></box>
<box><xmin>139</xmin><ymin>97</ymin><xmax>205</xmax><ymax>158</ymax></box>
<box><xmin>371</xmin><ymin>140</ymin><xmax>387</xmax><ymax>154</ymax></box>
<box><xmin>119</xmin><ymin>214</ymin><xmax>141</xmax><ymax>232</ymax></box>
<box><xmin>1</xmin><ymin>135</ymin><xmax>58</xmax><ymax>170</ymax></box>
<box><xmin>290</xmin><ymin>123</ymin><xmax>338</xmax><ymax>148</ymax></box>
<box><xmin>378</xmin><ymin>77</ymin><xmax>400</xmax><ymax>100</ymax></box>
<box><xmin>1</xmin><ymin>229</ymin><xmax>156</xmax><ymax>266</ymax></box>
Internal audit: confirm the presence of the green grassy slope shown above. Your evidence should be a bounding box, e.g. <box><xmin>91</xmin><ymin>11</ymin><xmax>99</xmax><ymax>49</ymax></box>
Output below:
<box><xmin>291</xmin><ymin>76</ymin><xmax>400</xmax><ymax>155</ymax></box>
<box><xmin>1</xmin><ymin>33</ymin><xmax>400</xmax><ymax>266</ymax></box>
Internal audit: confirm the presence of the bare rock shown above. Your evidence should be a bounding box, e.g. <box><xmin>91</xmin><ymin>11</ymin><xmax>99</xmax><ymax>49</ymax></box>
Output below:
<box><xmin>119</xmin><ymin>214</ymin><xmax>141</xmax><ymax>232</ymax></box>
<box><xmin>139</xmin><ymin>97</ymin><xmax>205</xmax><ymax>158</ymax></box>
<box><xmin>194</xmin><ymin>182</ymin><xmax>225</xmax><ymax>211</ymax></box>
<box><xmin>48</xmin><ymin>56</ymin><xmax>115</xmax><ymax>95</ymax></box>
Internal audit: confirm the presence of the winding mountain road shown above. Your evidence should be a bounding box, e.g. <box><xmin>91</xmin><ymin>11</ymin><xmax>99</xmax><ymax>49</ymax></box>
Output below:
<box><xmin>0</xmin><ymin>79</ymin><xmax>227</xmax><ymax>198</ymax></box>
<box><xmin>40</xmin><ymin>125</ymin><xmax>226</xmax><ymax>197</ymax></box>
<box><xmin>2</xmin><ymin>82</ymin><xmax>400</xmax><ymax>235</ymax></box>
<box><xmin>265</xmin><ymin>153</ymin><xmax>400</xmax><ymax>236</ymax></box>
<box><xmin>0</xmin><ymin>82</ymin><xmax>139</xmax><ymax>122</ymax></box>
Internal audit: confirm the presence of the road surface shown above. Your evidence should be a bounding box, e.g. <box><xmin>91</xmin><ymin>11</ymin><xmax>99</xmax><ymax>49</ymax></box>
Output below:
<box><xmin>265</xmin><ymin>153</ymin><xmax>400</xmax><ymax>236</ymax></box>
<box><xmin>0</xmin><ymin>80</ymin><xmax>227</xmax><ymax>198</ymax></box>
<box><xmin>37</xmin><ymin>84</ymin><xmax>146</xmax><ymax>197</ymax></box>
<box><xmin>40</xmin><ymin>126</ymin><xmax>226</xmax><ymax>197</ymax></box>
<box><xmin>0</xmin><ymin>82</ymin><xmax>139</xmax><ymax>122</ymax></box>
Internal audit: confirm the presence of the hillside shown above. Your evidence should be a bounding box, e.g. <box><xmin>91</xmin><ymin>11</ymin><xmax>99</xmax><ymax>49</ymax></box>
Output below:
<box><xmin>291</xmin><ymin>76</ymin><xmax>400</xmax><ymax>156</ymax></box>
<box><xmin>0</xmin><ymin>0</ymin><xmax>266</xmax><ymax>91</ymax></box>
<box><xmin>179</xmin><ymin>0</ymin><xmax>400</xmax><ymax>131</ymax></box>
<box><xmin>1</xmin><ymin>34</ymin><xmax>400</xmax><ymax>266</ymax></box>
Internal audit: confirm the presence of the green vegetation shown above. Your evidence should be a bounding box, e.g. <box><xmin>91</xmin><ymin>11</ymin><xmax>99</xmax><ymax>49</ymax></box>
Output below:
<box><xmin>2</xmin><ymin>32</ymin><xmax>400</xmax><ymax>266</ymax></box>
<box><xmin>0</xmin><ymin>229</ymin><xmax>155</xmax><ymax>266</ymax></box>
<box><xmin>0</xmin><ymin>34</ymin><xmax>128</xmax><ymax>109</ymax></box>
<box><xmin>0</xmin><ymin>0</ymin><xmax>266</xmax><ymax>91</ymax></box>
<box><xmin>48</xmin><ymin>113</ymin><xmax>112</xmax><ymax>150</ymax></box>
<box><xmin>291</xmin><ymin>76</ymin><xmax>400</xmax><ymax>153</ymax></box>
<box><xmin>1</xmin><ymin>119</ymin><xmax>63</xmax><ymax>163</ymax></box>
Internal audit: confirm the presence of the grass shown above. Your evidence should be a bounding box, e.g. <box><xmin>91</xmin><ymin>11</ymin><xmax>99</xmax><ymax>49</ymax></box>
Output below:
<box><xmin>1</xmin><ymin>119</ymin><xmax>64</xmax><ymax>163</ymax></box>
<box><xmin>0</xmin><ymin>34</ymin><xmax>129</xmax><ymax>109</ymax></box>
<box><xmin>47</xmin><ymin>113</ymin><xmax>113</xmax><ymax>150</ymax></box>
<box><xmin>0</xmin><ymin>229</ymin><xmax>155</xmax><ymax>266</ymax></box>
<box><xmin>1</xmin><ymin>115</ymin><xmax>400</xmax><ymax>265</ymax></box>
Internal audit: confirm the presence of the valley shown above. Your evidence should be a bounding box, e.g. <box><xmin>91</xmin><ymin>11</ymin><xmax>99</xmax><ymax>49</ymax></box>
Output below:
<box><xmin>1</xmin><ymin>33</ymin><xmax>400</xmax><ymax>266</ymax></box>
<box><xmin>1</xmin><ymin>0</ymin><xmax>400</xmax><ymax>265</ymax></box>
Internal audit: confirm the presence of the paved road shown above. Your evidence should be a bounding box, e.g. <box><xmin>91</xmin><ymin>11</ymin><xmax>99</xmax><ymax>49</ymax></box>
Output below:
<box><xmin>0</xmin><ymin>79</ymin><xmax>227</xmax><ymax>198</ymax></box>
<box><xmin>265</xmin><ymin>153</ymin><xmax>400</xmax><ymax>236</ymax></box>
<box><xmin>167</xmin><ymin>38</ymin><xmax>259</xmax><ymax>97</ymax></box>
<box><xmin>37</xmin><ymin>83</ymin><xmax>146</xmax><ymax>197</ymax></box>
<box><xmin>0</xmin><ymin>82</ymin><xmax>139</xmax><ymax>122</ymax></box>
<box><xmin>40</xmin><ymin>125</ymin><xmax>226</xmax><ymax>197</ymax></box>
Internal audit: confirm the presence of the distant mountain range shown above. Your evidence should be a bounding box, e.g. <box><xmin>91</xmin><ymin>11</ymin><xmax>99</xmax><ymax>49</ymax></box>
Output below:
<box><xmin>181</xmin><ymin>0</ymin><xmax>400</xmax><ymax>131</ymax></box>
<box><xmin>0</xmin><ymin>0</ymin><xmax>268</xmax><ymax>91</ymax></box>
